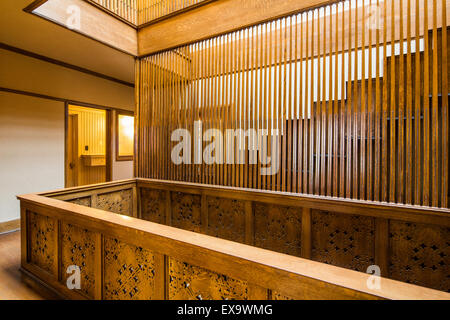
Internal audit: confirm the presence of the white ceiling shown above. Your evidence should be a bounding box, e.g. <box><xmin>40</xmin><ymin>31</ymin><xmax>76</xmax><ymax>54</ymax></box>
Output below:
<box><xmin>0</xmin><ymin>0</ymin><xmax>135</xmax><ymax>84</ymax></box>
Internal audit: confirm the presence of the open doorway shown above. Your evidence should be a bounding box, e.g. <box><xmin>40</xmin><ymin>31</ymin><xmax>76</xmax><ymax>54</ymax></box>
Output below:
<box><xmin>65</xmin><ymin>104</ymin><xmax>111</xmax><ymax>187</ymax></box>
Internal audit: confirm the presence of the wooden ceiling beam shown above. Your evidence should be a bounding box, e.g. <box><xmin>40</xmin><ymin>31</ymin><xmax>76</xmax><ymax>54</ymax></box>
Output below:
<box><xmin>137</xmin><ymin>0</ymin><xmax>339</xmax><ymax>57</ymax></box>
<box><xmin>31</xmin><ymin>0</ymin><xmax>138</xmax><ymax>56</ymax></box>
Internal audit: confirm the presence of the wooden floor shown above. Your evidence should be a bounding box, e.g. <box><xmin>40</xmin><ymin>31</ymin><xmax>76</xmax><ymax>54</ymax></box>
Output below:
<box><xmin>0</xmin><ymin>231</ymin><xmax>44</xmax><ymax>300</ymax></box>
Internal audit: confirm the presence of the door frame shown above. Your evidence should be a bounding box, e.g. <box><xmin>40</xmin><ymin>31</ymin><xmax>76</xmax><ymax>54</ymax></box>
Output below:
<box><xmin>66</xmin><ymin>113</ymin><xmax>79</xmax><ymax>187</ymax></box>
<box><xmin>64</xmin><ymin>102</ymin><xmax>116</xmax><ymax>187</ymax></box>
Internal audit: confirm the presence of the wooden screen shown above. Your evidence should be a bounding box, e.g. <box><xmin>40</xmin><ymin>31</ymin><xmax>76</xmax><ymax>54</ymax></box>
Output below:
<box><xmin>138</xmin><ymin>0</ymin><xmax>210</xmax><ymax>25</ymax></box>
<box><xmin>136</xmin><ymin>0</ymin><xmax>449</xmax><ymax>208</ymax></box>
<box><xmin>90</xmin><ymin>0</ymin><xmax>138</xmax><ymax>24</ymax></box>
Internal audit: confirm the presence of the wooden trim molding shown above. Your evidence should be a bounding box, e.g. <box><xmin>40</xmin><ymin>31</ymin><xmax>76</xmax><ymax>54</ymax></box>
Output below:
<box><xmin>0</xmin><ymin>43</ymin><xmax>134</xmax><ymax>87</ymax></box>
<box><xmin>115</xmin><ymin>110</ymin><xmax>135</xmax><ymax>162</ymax></box>
<box><xmin>23</xmin><ymin>0</ymin><xmax>49</xmax><ymax>13</ymax></box>
<box><xmin>0</xmin><ymin>219</ymin><xmax>20</xmax><ymax>234</ymax></box>
<box><xmin>64</xmin><ymin>102</ymin><xmax>114</xmax><ymax>187</ymax></box>
<box><xmin>0</xmin><ymin>87</ymin><xmax>133</xmax><ymax>114</ymax></box>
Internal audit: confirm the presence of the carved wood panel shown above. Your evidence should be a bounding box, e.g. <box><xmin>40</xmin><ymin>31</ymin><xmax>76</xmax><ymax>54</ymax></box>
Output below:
<box><xmin>97</xmin><ymin>189</ymin><xmax>133</xmax><ymax>216</ymax></box>
<box><xmin>311</xmin><ymin>210</ymin><xmax>375</xmax><ymax>272</ymax></box>
<box><xmin>272</xmin><ymin>291</ymin><xmax>294</xmax><ymax>300</ymax></box>
<box><xmin>140</xmin><ymin>188</ymin><xmax>166</xmax><ymax>224</ymax></box>
<box><xmin>168</xmin><ymin>258</ymin><xmax>249</xmax><ymax>300</ymax></box>
<box><xmin>206</xmin><ymin>197</ymin><xmax>245</xmax><ymax>243</ymax></box>
<box><xmin>60</xmin><ymin>223</ymin><xmax>96</xmax><ymax>298</ymax></box>
<box><xmin>389</xmin><ymin>220</ymin><xmax>450</xmax><ymax>292</ymax></box>
<box><xmin>253</xmin><ymin>203</ymin><xmax>302</xmax><ymax>257</ymax></box>
<box><xmin>103</xmin><ymin>237</ymin><xmax>157</xmax><ymax>300</ymax></box>
<box><xmin>28</xmin><ymin>211</ymin><xmax>56</xmax><ymax>275</ymax></box>
<box><xmin>171</xmin><ymin>192</ymin><xmax>202</xmax><ymax>232</ymax></box>
<box><xmin>68</xmin><ymin>197</ymin><xmax>91</xmax><ymax>207</ymax></box>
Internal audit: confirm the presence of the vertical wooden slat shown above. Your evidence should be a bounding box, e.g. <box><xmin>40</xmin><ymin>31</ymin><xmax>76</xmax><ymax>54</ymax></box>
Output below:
<box><xmin>367</xmin><ymin>0</ymin><xmax>374</xmax><ymax>201</ymax></box>
<box><xmin>157</xmin><ymin>52</ymin><xmax>161</xmax><ymax>180</ymax></box>
<box><xmin>290</xmin><ymin>15</ymin><xmax>297</xmax><ymax>194</ymax></box>
<box><xmin>414</xmin><ymin>0</ymin><xmax>422</xmax><ymax>205</ymax></box>
<box><xmin>165</xmin><ymin>51</ymin><xmax>170</xmax><ymax>180</ymax></box>
<box><xmin>196</xmin><ymin>41</ymin><xmax>201</xmax><ymax>184</ymax></box>
<box><xmin>315</xmin><ymin>7</ymin><xmax>322</xmax><ymax>196</ymax></box>
<box><xmin>405</xmin><ymin>0</ymin><xmax>413</xmax><ymax>204</ymax></box>
<box><xmin>191</xmin><ymin>45</ymin><xmax>195</xmax><ymax>182</ymax></box>
<box><xmin>250</xmin><ymin>26</ymin><xmax>255</xmax><ymax>189</ymax></box>
<box><xmin>442</xmin><ymin>0</ymin><xmax>448</xmax><ymax>208</ymax></box>
<box><xmin>298</xmin><ymin>12</ymin><xmax>304</xmax><ymax>194</ymax></box>
<box><xmin>278</xmin><ymin>19</ymin><xmax>283</xmax><ymax>192</ymax></box>
<box><xmin>220</xmin><ymin>36</ymin><xmax>225</xmax><ymax>186</ymax></box>
<box><xmin>287</xmin><ymin>16</ymin><xmax>293</xmax><ymax>193</ymax></box>
<box><xmin>273</xmin><ymin>21</ymin><xmax>279</xmax><ymax>192</ymax></box>
<box><xmin>252</xmin><ymin>26</ymin><xmax>258</xmax><ymax>189</ymax></box>
<box><xmin>327</xmin><ymin>4</ymin><xmax>333</xmax><ymax>197</ymax></box>
<box><xmin>360</xmin><ymin>0</ymin><xmax>366</xmax><ymax>200</ymax></box>
<box><xmin>200</xmin><ymin>40</ymin><xmax>206</xmax><ymax>184</ymax></box>
<box><xmin>269</xmin><ymin>21</ymin><xmax>274</xmax><ymax>191</ymax></box>
<box><xmin>340</xmin><ymin>1</ymin><xmax>345</xmax><ymax>198</ymax></box>
<box><xmin>231</xmin><ymin>32</ymin><xmax>237</xmax><ymax>187</ymax></box>
<box><xmin>423</xmin><ymin>0</ymin><xmax>430</xmax><ymax>206</ymax></box>
<box><xmin>281</xmin><ymin>18</ymin><xmax>287</xmax><ymax>193</ymax></box>
<box><xmin>258</xmin><ymin>25</ymin><xmax>264</xmax><ymax>191</ymax></box>
<box><xmin>431</xmin><ymin>0</ymin><xmax>439</xmax><ymax>207</ymax></box>
<box><xmin>225</xmin><ymin>34</ymin><xmax>230</xmax><ymax>186</ymax></box>
<box><xmin>346</xmin><ymin>1</ymin><xmax>352</xmax><ymax>199</ymax></box>
<box><xmin>333</xmin><ymin>3</ymin><xmax>339</xmax><ymax>198</ymax></box>
<box><xmin>352</xmin><ymin>0</ymin><xmax>359</xmax><ymax>200</ymax></box>
<box><xmin>388</xmin><ymin>0</ymin><xmax>397</xmax><ymax>201</ymax></box>
<box><xmin>309</xmin><ymin>10</ymin><xmax>315</xmax><ymax>195</ymax></box>
<box><xmin>212</xmin><ymin>37</ymin><xmax>218</xmax><ymax>186</ymax></box>
<box><xmin>263</xmin><ymin>22</ymin><xmax>269</xmax><ymax>191</ymax></box>
<box><xmin>241</xmin><ymin>29</ymin><xmax>246</xmax><ymax>188</ymax></box>
<box><xmin>381</xmin><ymin>0</ymin><xmax>388</xmax><ymax>202</ymax></box>
<box><xmin>320</xmin><ymin>6</ymin><xmax>326</xmax><ymax>196</ymax></box>
<box><xmin>398</xmin><ymin>0</ymin><xmax>405</xmax><ymax>204</ymax></box>
<box><xmin>166</xmin><ymin>51</ymin><xmax>172</xmax><ymax>180</ymax></box>
<box><xmin>303</xmin><ymin>12</ymin><xmax>310</xmax><ymax>194</ymax></box>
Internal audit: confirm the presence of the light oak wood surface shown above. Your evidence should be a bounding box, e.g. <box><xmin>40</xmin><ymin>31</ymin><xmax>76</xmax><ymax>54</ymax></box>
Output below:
<box><xmin>17</xmin><ymin>179</ymin><xmax>450</xmax><ymax>300</ymax></box>
<box><xmin>0</xmin><ymin>231</ymin><xmax>44</xmax><ymax>300</ymax></box>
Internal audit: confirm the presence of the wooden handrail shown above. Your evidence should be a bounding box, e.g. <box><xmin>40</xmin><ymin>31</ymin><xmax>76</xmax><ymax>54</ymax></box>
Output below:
<box><xmin>136</xmin><ymin>178</ymin><xmax>450</xmax><ymax>226</ymax></box>
<box><xmin>17</xmin><ymin>179</ymin><xmax>450</xmax><ymax>299</ymax></box>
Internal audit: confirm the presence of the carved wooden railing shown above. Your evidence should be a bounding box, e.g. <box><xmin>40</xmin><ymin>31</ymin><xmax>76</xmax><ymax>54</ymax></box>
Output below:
<box><xmin>135</xmin><ymin>179</ymin><xmax>450</xmax><ymax>293</ymax></box>
<box><xmin>18</xmin><ymin>179</ymin><xmax>450</xmax><ymax>299</ymax></box>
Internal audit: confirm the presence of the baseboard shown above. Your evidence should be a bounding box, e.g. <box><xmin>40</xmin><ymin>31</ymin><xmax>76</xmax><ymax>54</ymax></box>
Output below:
<box><xmin>0</xmin><ymin>219</ymin><xmax>20</xmax><ymax>234</ymax></box>
<box><xmin>20</xmin><ymin>268</ymin><xmax>63</xmax><ymax>300</ymax></box>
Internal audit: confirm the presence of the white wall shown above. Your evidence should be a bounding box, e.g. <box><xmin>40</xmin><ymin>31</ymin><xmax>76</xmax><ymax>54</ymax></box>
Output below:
<box><xmin>0</xmin><ymin>93</ymin><xmax>65</xmax><ymax>223</ymax></box>
<box><xmin>0</xmin><ymin>49</ymin><xmax>135</xmax><ymax>223</ymax></box>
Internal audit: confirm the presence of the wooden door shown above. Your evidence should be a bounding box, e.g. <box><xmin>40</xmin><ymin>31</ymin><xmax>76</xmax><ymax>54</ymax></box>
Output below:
<box><xmin>66</xmin><ymin>114</ymin><xmax>79</xmax><ymax>187</ymax></box>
